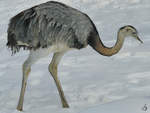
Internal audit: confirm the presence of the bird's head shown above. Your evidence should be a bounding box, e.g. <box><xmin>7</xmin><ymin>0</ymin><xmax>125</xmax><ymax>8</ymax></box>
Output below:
<box><xmin>119</xmin><ymin>25</ymin><xmax>143</xmax><ymax>43</ymax></box>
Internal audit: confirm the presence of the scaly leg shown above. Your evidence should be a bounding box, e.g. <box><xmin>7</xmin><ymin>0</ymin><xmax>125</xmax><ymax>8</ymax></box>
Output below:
<box><xmin>17</xmin><ymin>50</ymin><xmax>41</xmax><ymax>111</ymax></box>
<box><xmin>17</xmin><ymin>58</ymin><xmax>31</xmax><ymax>111</ymax></box>
<box><xmin>48</xmin><ymin>52</ymin><xmax>69</xmax><ymax>108</ymax></box>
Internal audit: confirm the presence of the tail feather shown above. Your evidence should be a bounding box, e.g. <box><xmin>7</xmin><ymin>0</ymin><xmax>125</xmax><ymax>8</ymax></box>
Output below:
<box><xmin>7</xmin><ymin>8</ymin><xmax>36</xmax><ymax>55</ymax></box>
<box><xmin>7</xmin><ymin>31</ymin><xmax>19</xmax><ymax>54</ymax></box>
<box><xmin>7</xmin><ymin>31</ymin><xmax>32</xmax><ymax>55</ymax></box>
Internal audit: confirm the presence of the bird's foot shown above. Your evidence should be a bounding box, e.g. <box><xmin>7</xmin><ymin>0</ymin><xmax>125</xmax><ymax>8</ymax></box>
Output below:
<box><xmin>17</xmin><ymin>106</ymin><xmax>23</xmax><ymax>111</ymax></box>
<box><xmin>62</xmin><ymin>102</ymin><xmax>69</xmax><ymax>108</ymax></box>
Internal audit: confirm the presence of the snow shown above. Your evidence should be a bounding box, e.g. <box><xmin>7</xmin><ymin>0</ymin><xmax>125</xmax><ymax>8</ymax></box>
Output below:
<box><xmin>0</xmin><ymin>0</ymin><xmax>150</xmax><ymax>113</ymax></box>
<box><xmin>79</xmin><ymin>97</ymin><xmax>150</xmax><ymax>113</ymax></box>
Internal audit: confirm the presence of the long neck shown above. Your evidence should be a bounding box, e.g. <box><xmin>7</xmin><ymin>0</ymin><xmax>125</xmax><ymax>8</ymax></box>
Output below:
<box><xmin>88</xmin><ymin>31</ymin><xmax>125</xmax><ymax>56</ymax></box>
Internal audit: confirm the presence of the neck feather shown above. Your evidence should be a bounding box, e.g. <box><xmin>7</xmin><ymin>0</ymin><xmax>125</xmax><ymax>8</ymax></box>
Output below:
<box><xmin>89</xmin><ymin>31</ymin><xmax>125</xmax><ymax>56</ymax></box>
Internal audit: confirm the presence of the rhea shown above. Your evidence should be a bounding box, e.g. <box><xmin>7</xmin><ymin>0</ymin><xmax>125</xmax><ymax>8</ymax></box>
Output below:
<box><xmin>7</xmin><ymin>1</ymin><xmax>143</xmax><ymax>111</ymax></box>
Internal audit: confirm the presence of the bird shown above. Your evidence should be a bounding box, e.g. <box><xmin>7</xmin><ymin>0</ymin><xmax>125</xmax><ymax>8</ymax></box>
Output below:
<box><xmin>7</xmin><ymin>1</ymin><xmax>143</xmax><ymax>111</ymax></box>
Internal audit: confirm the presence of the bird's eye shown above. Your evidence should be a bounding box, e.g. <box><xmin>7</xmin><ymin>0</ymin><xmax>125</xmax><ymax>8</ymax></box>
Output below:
<box><xmin>132</xmin><ymin>32</ymin><xmax>136</xmax><ymax>35</ymax></box>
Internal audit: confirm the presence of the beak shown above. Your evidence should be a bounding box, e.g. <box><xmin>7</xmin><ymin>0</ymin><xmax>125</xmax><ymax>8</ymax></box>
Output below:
<box><xmin>136</xmin><ymin>36</ymin><xmax>143</xmax><ymax>43</ymax></box>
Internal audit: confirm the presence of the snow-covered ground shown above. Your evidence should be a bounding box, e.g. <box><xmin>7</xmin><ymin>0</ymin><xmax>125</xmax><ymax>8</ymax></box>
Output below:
<box><xmin>0</xmin><ymin>0</ymin><xmax>150</xmax><ymax>113</ymax></box>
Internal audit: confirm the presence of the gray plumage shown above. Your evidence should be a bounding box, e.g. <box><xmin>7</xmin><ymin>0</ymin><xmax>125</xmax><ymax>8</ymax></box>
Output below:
<box><xmin>7</xmin><ymin>1</ymin><xmax>97</xmax><ymax>54</ymax></box>
<box><xmin>7</xmin><ymin>1</ymin><xmax>143</xmax><ymax>111</ymax></box>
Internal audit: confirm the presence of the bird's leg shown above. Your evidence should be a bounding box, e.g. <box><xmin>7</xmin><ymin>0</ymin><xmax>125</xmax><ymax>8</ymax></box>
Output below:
<box><xmin>17</xmin><ymin>59</ymin><xmax>31</xmax><ymax>111</ymax></box>
<box><xmin>48</xmin><ymin>52</ymin><xmax>69</xmax><ymax>108</ymax></box>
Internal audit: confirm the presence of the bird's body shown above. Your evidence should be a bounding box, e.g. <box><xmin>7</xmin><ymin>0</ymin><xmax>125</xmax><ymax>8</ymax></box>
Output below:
<box><xmin>7</xmin><ymin>1</ymin><xmax>96</xmax><ymax>54</ymax></box>
<box><xmin>7</xmin><ymin>1</ymin><xmax>143</xmax><ymax>111</ymax></box>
